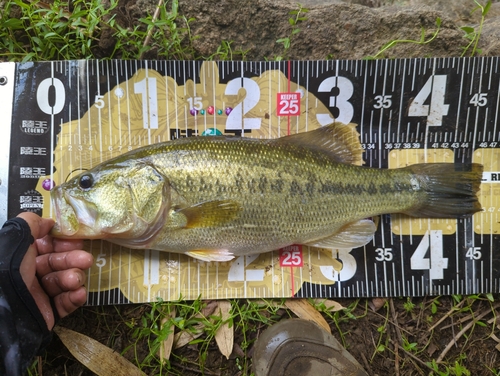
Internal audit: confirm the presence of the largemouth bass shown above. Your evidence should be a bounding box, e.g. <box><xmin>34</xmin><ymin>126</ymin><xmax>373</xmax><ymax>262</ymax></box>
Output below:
<box><xmin>50</xmin><ymin>123</ymin><xmax>483</xmax><ymax>262</ymax></box>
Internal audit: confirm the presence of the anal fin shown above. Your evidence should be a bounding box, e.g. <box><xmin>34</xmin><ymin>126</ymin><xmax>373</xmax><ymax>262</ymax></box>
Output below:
<box><xmin>304</xmin><ymin>219</ymin><xmax>376</xmax><ymax>249</ymax></box>
<box><xmin>185</xmin><ymin>249</ymin><xmax>235</xmax><ymax>262</ymax></box>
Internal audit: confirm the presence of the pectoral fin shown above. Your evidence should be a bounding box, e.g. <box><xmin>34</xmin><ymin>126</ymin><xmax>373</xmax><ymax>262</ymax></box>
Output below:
<box><xmin>186</xmin><ymin>249</ymin><xmax>235</xmax><ymax>262</ymax></box>
<box><xmin>173</xmin><ymin>199</ymin><xmax>242</xmax><ymax>229</ymax></box>
<box><xmin>305</xmin><ymin>219</ymin><xmax>376</xmax><ymax>249</ymax></box>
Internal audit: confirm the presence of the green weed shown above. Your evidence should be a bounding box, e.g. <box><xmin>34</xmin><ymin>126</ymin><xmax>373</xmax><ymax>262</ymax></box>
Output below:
<box><xmin>112</xmin><ymin>0</ymin><xmax>198</xmax><ymax>60</ymax></box>
<box><xmin>207</xmin><ymin>40</ymin><xmax>250</xmax><ymax>61</ymax></box>
<box><xmin>403</xmin><ymin>297</ymin><xmax>416</xmax><ymax>313</ymax></box>
<box><xmin>0</xmin><ymin>0</ymin><xmax>118</xmax><ymax>61</ymax></box>
<box><xmin>460</xmin><ymin>0</ymin><xmax>492</xmax><ymax>57</ymax></box>
<box><xmin>0</xmin><ymin>0</ymin><xmax>240</xmax><ymax>61</ymax></box>
<box><xmin>366</xmin><ymin>17</ymin><xmax>442</xmax><ymax>59</ymax></box>
<box><xmin>275</xmin><ymin>3</ymin><xmax>309</xmax><ymax>61</ymax></box>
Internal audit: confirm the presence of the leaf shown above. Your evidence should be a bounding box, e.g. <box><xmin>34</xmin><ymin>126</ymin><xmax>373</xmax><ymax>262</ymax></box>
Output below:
<box><xmin>158</xmin><ymin>307</ymin><xmax>176</xmax><ymax>362</ymax></box>
<box><xmin>174</xmin><ymin>323</ymin><xmax>205</xmax><ymax>348</ymax></box>
<box><xmin>284</xmin><ymin>299</ymin><xmax>331</xmax><ymax>333</ymax></box>
<box><xmin>54</xmin><ymin>326</ymin><xmax>145</xmax><ymax>376</ymax></box>
<box><xmin>214</xmin><ymin>301</ymin><xmax>233</xmax><ymax>360</ymax></box>
<box><xmin>484</xmin><ymin>0</ymin><xmax>492</xmax><ymax>16</ymax></box>
<box><xmin>312</xmin><ymin>298</ymin><xmax>344</xmax><ymax>312</ymax></box>
<box><xmin>174</xmin><ymin>300</ymin><xmax>218</xmax><ymax>349</ymax></box>
<box><xmin>460</xmin><ymin>26</ymin><xmax>475</xmax><ymax>34</ymax></box>
<box><xmin>369</xmin><ymin>297</ymin><xmax>387</xmax><ymax>312</ymax></box>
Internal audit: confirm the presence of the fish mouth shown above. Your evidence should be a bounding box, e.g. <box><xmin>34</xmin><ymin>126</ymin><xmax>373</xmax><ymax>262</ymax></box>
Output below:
<box><xmin>50</xmin><ymin>186</ymin><xmax>78</xmax><ymax>237</ymax></box>
<box><xmin>50</xmin><ymin>187</ymin><xmax>99</xmax><ymax>238</ymax></box>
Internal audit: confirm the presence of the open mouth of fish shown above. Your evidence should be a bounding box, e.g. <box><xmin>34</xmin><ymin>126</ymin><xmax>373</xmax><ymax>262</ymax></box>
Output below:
<box><xmin>50</xmin><ymin>186</ymin><xmax>98</xmax><ymax>237</ymax></box>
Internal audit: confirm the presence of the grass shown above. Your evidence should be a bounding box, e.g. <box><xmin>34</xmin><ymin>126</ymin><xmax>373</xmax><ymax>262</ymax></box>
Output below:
<box><xmin>3</xmin><ymin>0</ymin><xmax>500</xmax><ymax>375</ymax></box>
<box><xmin>366</xmin><ymin>17</ymin><xmax>442</xmax><ymax>59</ymax></box>
<box><xmin>460</xmin><ymin>0</ymin><xmax>492</xmax><ymax>57</ymax></box>
<box><xmin>274</xmin><ymin>3</ymin><xmax>309</xmax><ymax>61</ymax></box>
<box><xmin>26</xmin><ymin>295</ymin><xmax>500</xmax><ymax>375</ymax></box>
<box><xmin>0</xmin><ymin>0</ymin><xmax>118</xmax><ymax>61</ymax></box>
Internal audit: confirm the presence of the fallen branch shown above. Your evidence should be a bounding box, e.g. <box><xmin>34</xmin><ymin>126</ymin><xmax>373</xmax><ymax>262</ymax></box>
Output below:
<box><xmin>436</xmin><ymin>303</ymin><xmax>500</xmax><ymax>363</ymax></box>
<box><xmin>428</xmin><ymin>299</ymin><xmax>466</xmax><ymax>332</ymax></box>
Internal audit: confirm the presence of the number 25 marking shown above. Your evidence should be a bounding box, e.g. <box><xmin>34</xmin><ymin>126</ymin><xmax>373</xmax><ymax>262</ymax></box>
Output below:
<box><xmin>280</xmin><ymin>245</ymin><xmax>303</xmax><ymax>267</ymax></box>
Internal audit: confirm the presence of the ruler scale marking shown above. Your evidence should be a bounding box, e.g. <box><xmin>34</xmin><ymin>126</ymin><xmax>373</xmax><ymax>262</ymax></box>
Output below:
<box><xmin>3</xmin><ymin>58</ymin><xmax>500</xmax><ymax>302</ymax></box>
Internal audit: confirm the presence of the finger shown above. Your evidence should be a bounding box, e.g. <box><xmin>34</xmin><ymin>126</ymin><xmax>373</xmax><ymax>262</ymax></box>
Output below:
<box><xmin>53</xmin><ymin>238</ymin><xmax>85</xmax><ymax>253</ymax></box>
<box><xmin>53</xmin><ymin>286</ymin><xmax>88</xmax><ymax>318</ymax></box>
<box><xmin>36</xmin><ymin>250</ymin><xmax>93</xmax><ymax>277</ymax></box>
<box><xmin>36</xmin><ymin>235</ymin><xmax>85</xmax><ymax>255</ymax></box>
<box><xmin>40</xmin><ymin>268</ymin><xmax>87</xmax><ymax>297</ymax></box>
<box><xmin>17</xmin><ymin>212</ymin><xmax>54</xmax><ymax>240</ymax></box>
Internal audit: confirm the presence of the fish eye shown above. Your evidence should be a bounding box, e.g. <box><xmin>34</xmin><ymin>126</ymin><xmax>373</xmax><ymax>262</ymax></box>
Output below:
<box><xmin>78</xmin><ymin>174</ymin><xmax>94</xmax><ymax>190</ymax></box>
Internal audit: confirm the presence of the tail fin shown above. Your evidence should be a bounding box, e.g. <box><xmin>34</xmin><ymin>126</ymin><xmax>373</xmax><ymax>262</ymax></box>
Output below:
<box><xmin>403</xmin><ymin>163</ymin><xmax>483</xmax><ymax>218</ymax></box>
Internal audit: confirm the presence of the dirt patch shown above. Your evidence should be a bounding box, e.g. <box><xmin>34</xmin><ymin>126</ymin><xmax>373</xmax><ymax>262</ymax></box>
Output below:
<box><xmin>98</xmin><ymin>0</ymin><xmax>500</xmax><ymax>60</ymax></box>
<box><xmin>43</xmin><ymin>297</ymin><xmax>500</xmax><ymax>375</ymax></box>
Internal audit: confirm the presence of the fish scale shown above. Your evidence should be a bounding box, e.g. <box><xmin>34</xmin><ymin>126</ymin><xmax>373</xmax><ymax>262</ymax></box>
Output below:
<box><xmin>0</xmin><ymin>58</ymin><xmax>498</xmax><ymax>303</ymax></box>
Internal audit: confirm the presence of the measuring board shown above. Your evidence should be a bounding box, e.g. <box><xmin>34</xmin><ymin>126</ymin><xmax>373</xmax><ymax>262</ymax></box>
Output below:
<box><xmin>0</xmin><ymin>58</ymin><xmax>498</xmax><ymax>304</ymax></box>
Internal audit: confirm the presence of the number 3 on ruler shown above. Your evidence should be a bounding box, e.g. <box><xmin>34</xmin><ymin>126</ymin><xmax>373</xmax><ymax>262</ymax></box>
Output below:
<box><xmin>316</xmin><ymin>76</ymin><xmax>354</xmax><ymax>126</ymax></box>
<box><xmin>319</xmin><ymin>248</ymin><xmax>357</xmax><ymax>282</ymax></box>
<box><xmin>408</xmin><ymin>75</ymin><xmax>449</xmax><ymax>126</ymax></box>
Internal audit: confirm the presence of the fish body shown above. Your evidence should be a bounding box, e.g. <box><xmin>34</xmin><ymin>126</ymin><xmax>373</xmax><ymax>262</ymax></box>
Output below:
<box><xmin>50</xmin><ymin>123</ymin><xmax>483</xmax><ymax>262</ymax></box>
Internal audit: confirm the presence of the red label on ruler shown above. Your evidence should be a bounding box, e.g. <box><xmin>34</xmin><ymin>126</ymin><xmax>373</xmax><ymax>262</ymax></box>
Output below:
<box><xmin>276</xmin><ymin>92</ymin><xmax>300</xmax><ymax>116</ymax></box>
<box><xmin>279</xmin><ymin>245</ymin><xmax>304</xmax><ymax>267</ymax></box>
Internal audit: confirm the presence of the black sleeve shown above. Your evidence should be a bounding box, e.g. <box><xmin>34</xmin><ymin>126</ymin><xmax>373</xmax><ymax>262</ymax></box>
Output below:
<box><xmin>0</xmin><ymin>218</ymin><xmax>53</xmax><ymax>376</ymax></box>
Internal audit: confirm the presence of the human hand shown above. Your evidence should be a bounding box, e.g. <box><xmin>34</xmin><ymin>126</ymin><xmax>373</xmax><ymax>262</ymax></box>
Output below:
<box><xmin>17</xmin><ymin>212</ymin><xmax>94</xmax><ymax>330</ymax></box>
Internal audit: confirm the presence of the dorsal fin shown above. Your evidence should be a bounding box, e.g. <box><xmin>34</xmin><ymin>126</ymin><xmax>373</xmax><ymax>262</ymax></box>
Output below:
<box><xmin>269</xmin><ymin>122</ymin><xmax>363</xmax><ymax>165</ymax></box>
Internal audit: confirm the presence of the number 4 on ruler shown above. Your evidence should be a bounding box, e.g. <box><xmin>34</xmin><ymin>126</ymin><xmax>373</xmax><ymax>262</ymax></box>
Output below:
<box><xmin>408</xmin><ymin>75</ymin><xmax>449</xmax><ymax>126</ymax></box>
<box><xmin>410</xmin><ymin>230</ymin><xmax>448</xmax><ymax>280</ymax></box>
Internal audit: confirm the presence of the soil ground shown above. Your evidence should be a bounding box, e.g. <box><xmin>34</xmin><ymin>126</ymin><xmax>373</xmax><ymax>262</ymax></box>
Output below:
<box><xmin>32</xmin><ymin>0</ymin><xmax>500</xmax><ymax>375</ymax></box>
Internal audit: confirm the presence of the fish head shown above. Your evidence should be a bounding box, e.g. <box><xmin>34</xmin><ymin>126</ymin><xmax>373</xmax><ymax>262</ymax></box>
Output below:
<box><xmin>50</xmin><ymin>161</ymin><xmax>170</xmax><ymax>242</ymax></box>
